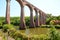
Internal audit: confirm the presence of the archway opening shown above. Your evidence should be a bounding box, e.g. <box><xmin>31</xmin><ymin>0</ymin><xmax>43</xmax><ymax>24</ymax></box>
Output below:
<box><xmin>10</xmin><ymin>0</ymin><xmax>20</xmax><ymax>17</ymax></box>
<box><xmin>24</xmin><ymin>6</ymin><xmax>30</xmax><ymax>26</ymax></box>
<box><xmin>0</xmin><ymin>0</ymin><xmax>6</xmax><ymax>24</ymax></box>
<box><xmin>10</xmin><ymin>0</ymin><xmax>21</xmax><ymax>26</ymax></box>
<box><xmin>0</xmin><ymin>0</ymin><xmax>6</xmax><ymax>17</ymax></box>
<box><xmin>33</xmin><ymin>10</ymin><xmax>36</xmax><ymax>23</ymax></box>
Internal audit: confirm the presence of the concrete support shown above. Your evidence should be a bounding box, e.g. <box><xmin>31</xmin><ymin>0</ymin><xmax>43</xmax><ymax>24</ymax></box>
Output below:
<box><xmin>42</xmin><ymin>13</ymin><xmax>46</xmax><ymax>25</ymax></box>
<box><xmin>44</xmin><ymin>14</ymin><xmax>46</xmax><ymax>24</ymax></box>
<box><xmin>29</xmin><ymin>8</ymin><xmax>35</xmax><ymax>28</ymax></box>
<box><xmin>39</xmin><ymin>11</ymin><xmax>43</xmax><ymax>25</ymax></box>
<box><xmin>20</xmin><ymin>5</ymin><xmax>26</xmax><ymax>30</ymax></box>
<box><xmin>42</xmin><ymin>13</ymin><xmax>44</xmax><ymax>24</ymax></box>
<box><xmin>35</xmin><ymin>10</ymin><xmax>39</xmax><ymax>27</ymax></box>
<box><xmin>6</xmin><ymin>0</ymin><xmax>10</xmax><ymax>24</ymax></box>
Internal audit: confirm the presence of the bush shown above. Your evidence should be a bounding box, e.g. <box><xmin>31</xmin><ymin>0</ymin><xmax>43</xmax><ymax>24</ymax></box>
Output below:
<box><xmin>9</xmin><ymin>29</ymin><xmax>28</xmax><ymax>40</ymax></box>
<box><xmin>50</xmin><ymin>20</ymin><xmax>60</xmax><ymax>25</ymax></box>
<box><xmin>54</xmin><ymin>25</ymin><xmax>60</xmax><ymax>29</ymax></box>
<box><xmin>1</xmin><ymin>24</ymin><xmax>60</xmax><ymax>40</ymax></box>
<box><xmin>0</xmin><ymin>22</ymin><xmax>3</xmax><ymax>29</ymax></box>
<box><xmin>26</xmin><ymin>34</ymin><xmax>49</xmax><ymax>40</ymax></box>
<box><xmin>41</xmin><ymin>25</ymin><xmax>60</xmax><ymax>29</ymax></box>
<box><xmin>25</xmin><ymin>17</ymin><xmax>30</xmax><ymax>26</ymax></box>
<box><xmin>3</xmin><ymin>24</ymin><xmax>14</xmax><ymax>32</ymax></box>
<box><xmin>8</xmin><ymin>28</ymin><xmax>16</xmax><ymax>38</ymax></box>
<box><xmin>41</xmin><ymin>25</ymin><xmax>51</xmax><ymax>28</ymax></box>
<box><xmin>31</xmin><ymin>35</ymin><xmax>40</xmax><ymax>40</ymax></box>
<box><xmin>50</xmin><ymin>20</ymin><xmax>54</xmax><ymax>25</ymax></box>
<box><xmin>39</xmin><ymin>34</ymin><xmax>49</xmax><ymax>40</ymax></box>
<box><xmin>12</xmin><ymin>31</ymin><xmax>26</xmax><ymax>40</ymax></box>
<box><xmin>48</xmin><ymin>26</ymin><xmax>60</xmax><ymax>40</ymax></box>
<box><xmin>14</xmin><ymin>31</ymin><xmax>22</xmax><ymax>38</ymax></box>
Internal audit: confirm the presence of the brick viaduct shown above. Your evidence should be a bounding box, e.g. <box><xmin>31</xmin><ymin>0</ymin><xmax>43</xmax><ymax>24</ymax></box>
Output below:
<box><xmin>6</xmin><ymin>0</ymin><xmax>46</xmax><ymax>29</ymax></box>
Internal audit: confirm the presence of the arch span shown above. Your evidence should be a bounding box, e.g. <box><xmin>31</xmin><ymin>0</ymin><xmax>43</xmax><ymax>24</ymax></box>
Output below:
<box><xmin>25</xmin><ymin>4</ymin><xmax>35</xmax><ymax>28</ymax></box>
<box><xmin>34</xmin><ymin>8</ymin><xmax>39</xmax><ymax>27</ymax></box>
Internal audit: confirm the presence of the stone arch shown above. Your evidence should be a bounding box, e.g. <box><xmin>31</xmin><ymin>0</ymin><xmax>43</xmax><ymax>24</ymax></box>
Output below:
<box><xmin>25</xmin><ymin>4</ymin><xmax>33</xmax><ymax>11</ymax></box>
<box><xmin>0</xmin><ymin>0</ymin><xmax>6</xmax><ymax>17</ymax></box>
<box><xmin>24</xmin><ymin>6</ymin><xmax>30</xmax><ymax>26</ymax></box>
<box><xmin>33</xmin><ymin>9</ymin><xmax>36</xmax><ymax>23</ymax></box>
<box><xmin>42</xmin><ymin>12</ymin><xmax>46</xmax><ymax>25</ymax></box>
<box><xmin>5</xmin><ymin>0</ymin><xmax>46</xmax><ymax>30</ymax></box>
<box><xmin>39</xmin><ymin>11</ymin><xmax>42</xmax><ymax>25</ymax></box>
<box><xmin>16</xmin><ymin>0</ymin><xmax>23</xmax><ymax>7</ymax></box>
<box><xmin>39</xmin><ymin>11</ymin><xmax>46</xmax><ymax>25</ymax></box>
<box><xmin>34</xmin><ymin>8</ymin><xmax>39</xmax><ymax>27</ymax></box>
<box><xmin>24</xmin><ymin>6</ymin><xmax>30</xmax><ymax>16</ymax></box>
<box><xmin>10</xmin><ymin>0</ymin><xmax>20</xmax><ymax>17</ymax></box>
<box><xmin>10</xmin><ymin>0</ymin><xmax>21</xmax><ymax>26</ymax></box>
<box><xmin>25</xmin><ymin>4</ymin><xmax>35</xmax><ymax>28</ymax></box>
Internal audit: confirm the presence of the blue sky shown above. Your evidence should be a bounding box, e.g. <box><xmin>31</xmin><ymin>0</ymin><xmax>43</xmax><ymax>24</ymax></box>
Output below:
<box><xmin>0</xmin><ymin>0</ymin><xmax>60</xmax><ymax>17</ymax></box>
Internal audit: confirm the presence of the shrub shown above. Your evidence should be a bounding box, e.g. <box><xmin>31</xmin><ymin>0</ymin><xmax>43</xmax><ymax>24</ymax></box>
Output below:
<box><xmin>50</xmin><ymin>20</ymin><xmax>60</xmax><ymax>25</ymax></box>
<box><xmin>41</xmin><ymin>25</ymin><xmax>52</xmax><ymax>28</ymax></box>
<box><xmin>27</xmin><ymin>34</ymin><xmax>49</xmax><ymax>40</ymax></box>
<box><xmin>14</xmin><ymin>26</ymin><xmax>19</xmax><ymax>30</ymax></box>
<box><xmin>14</xmin><ymin>31</ymin><xmax>22</xmax><ymax>38</ymax></box>
<box><xmin>3</xmin><ymin>24</ymin><xmax>14</xmax><ymax>32</ymax></box>
<box><xmin>48</xmin><ymin>26</ymin><xmax>60</xmax><ymax>40</ymax></box>
<box><xmin>41</xmin><ymin>25</ymin><xmax>60</xmax><ymax>29</ymax></box>
<box><xmin>50</xmin><ymin>20</ymin><xmax>54</xmax><ymax>25</ymax></box>
<box><xmin>25</xmin><ymin>17</ymin><xmax>30</xmax><ymax>26</ymax></box>
<box><xmin>41</xmin><ymin>25</ymin><xmax>51</xmax><ymax>28</ymax></box>
<box><xmin>8</xmin><ymin>28</ymin><xmax>16</xmax><ymax>38</ymax></box>
<box><xmin>15</xmin><ymin>37</ymin><xmax>22</xmax><ymax>40</ymax></box>
<box><xmin>2</xmin><ymin>21</ymin><xmax>6</xmax><ymax>25</ymax></box>
<box><xmin>54</xmin><ymin>25</ymin><xmax>60</xmax><ymax>29</ymax></box>
<box><xmin>12</xmin><ymin>20</ymin><xmax>20</xmax><ymax>26</ymax></box>
<box><xmin>31</xmin><ymin>35</ymin><xmax>40</xmax><ymax>40</ymax></box>
<box><xmin>39</xmin><ymin>34</ymin><xmax>49</xmax><ymax>40</ymax></box>
<box><xmin>0</xmin><ymin>22</ymin><xmax>3</xmax><ymax>29</ymax></box>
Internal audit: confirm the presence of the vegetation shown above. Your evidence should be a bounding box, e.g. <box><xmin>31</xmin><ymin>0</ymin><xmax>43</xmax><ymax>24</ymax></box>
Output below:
<box><xmin>0</xmin><ymin>24</ymin><xmax>60</xmax><ymax>40</ymax></box>
<box><xmin>0</xmin><ymin>14</ymin><xmax>60</xmax><ymax>40</ymax></box>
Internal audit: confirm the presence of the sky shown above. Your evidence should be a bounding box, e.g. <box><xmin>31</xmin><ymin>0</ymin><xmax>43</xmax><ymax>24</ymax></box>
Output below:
<box><xmin>0</xmin><ymin>0</ymin><xmax>60</xmax><ymax>17</ymax></box>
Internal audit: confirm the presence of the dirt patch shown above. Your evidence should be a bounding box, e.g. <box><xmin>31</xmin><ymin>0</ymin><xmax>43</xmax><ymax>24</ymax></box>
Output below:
<box><xmin>0</xmin><ymin>37</ymin><xmax>2</xmax><ymax>40</ymax></box>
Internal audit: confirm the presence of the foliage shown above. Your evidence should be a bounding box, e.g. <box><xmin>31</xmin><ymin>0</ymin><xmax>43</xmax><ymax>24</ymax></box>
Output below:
<box><xmin>3</xmin><ymin>24</ymin><xmax>14</xmax><ymax>32</ymax></box>
<box><xmin>10</xmin><ymin>17</ymin><xmax>20</xmax><ymax>26</ymax></box>
<box><xmin>0</xmin><ymin>22</ymin><xmax>3</xmax><ymax>29</ymax></box>
<box><xmin>0</xmin><ymin>16</ymin><xmax>35</xmax><ymax>26</ymax></box>
<box><xmin>0</xmin><ymin>25</ymin><xmax>60</xmax><ymax>40</ymax></box>
<box><xmin>0</xmin><ymin>15</ymin><xmax>60</xmax><ymax>40</ymax></box>
<box><xmin>0</xmin><ymin>14</ymin><xmax>60</xmax><ymax>26</ymax></box>
<box><xmin>50</xmin><ymin>20</ymin><xmax>55</xmax><ymax>25</ymax></box>
<box><xmin>48</xmin><ymin>26</ymin><xmax>60</xmax><ymax>40</ymax></box>
<box><xmin>50</xmin><ymin>20</ymin><xmax>60</xmax><ymax>25</ymax></box>
<box><xmin>41</xmin><ymin>25</ymin><xmax>60</xmax><ymax>29</ymax></box>
<box><xmin>41</xmin><ymin>25</ymin><xmax>51</xmax><ymax>28</ymax></box>
<box><xmin>13</xmin><ymin>31</ymin><xmax>23</xmax><ymax>40</ymax></box>
<box><xmin>8</xmin><ymin>28</ymin><xmax>16</xmax><ymax>38</ymax></box>
<box><xmin>46</xmin><ymin>14</ymin><xmax>60</xmax><ymax>25</ymax></box>
<box><xmin>54</xmin><ymin>25</ymin><xmax>60</xmax><ymax>29</ymax></box>
<box><xmin>25</xmin><ymin>17</ymin><xmax>30</xmax><ymax>26</ymax></box>
<box><xmin>0</xmin><ymin>30</ymin><xmax>6</xmax><ymax>40</ymax></box>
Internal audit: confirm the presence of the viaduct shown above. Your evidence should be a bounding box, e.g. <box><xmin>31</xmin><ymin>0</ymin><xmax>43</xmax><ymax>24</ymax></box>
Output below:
<box><xmin>6</xmin><ymin>0</ymin><xmax>46</xmax><ymax>29</ymax></box>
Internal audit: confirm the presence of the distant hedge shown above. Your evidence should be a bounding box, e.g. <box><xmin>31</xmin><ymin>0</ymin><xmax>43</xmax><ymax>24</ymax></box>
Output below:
<box><xmin>41</xmin><ymin>25</ymin><xmax>60</xmax><ymax>29</ymax></box>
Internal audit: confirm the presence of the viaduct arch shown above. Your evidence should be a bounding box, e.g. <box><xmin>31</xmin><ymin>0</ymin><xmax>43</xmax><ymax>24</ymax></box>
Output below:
<box><xmin>6</xmin><ymin>0</ymin><xmax>46</xmax><ymax>30</ymax></box>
